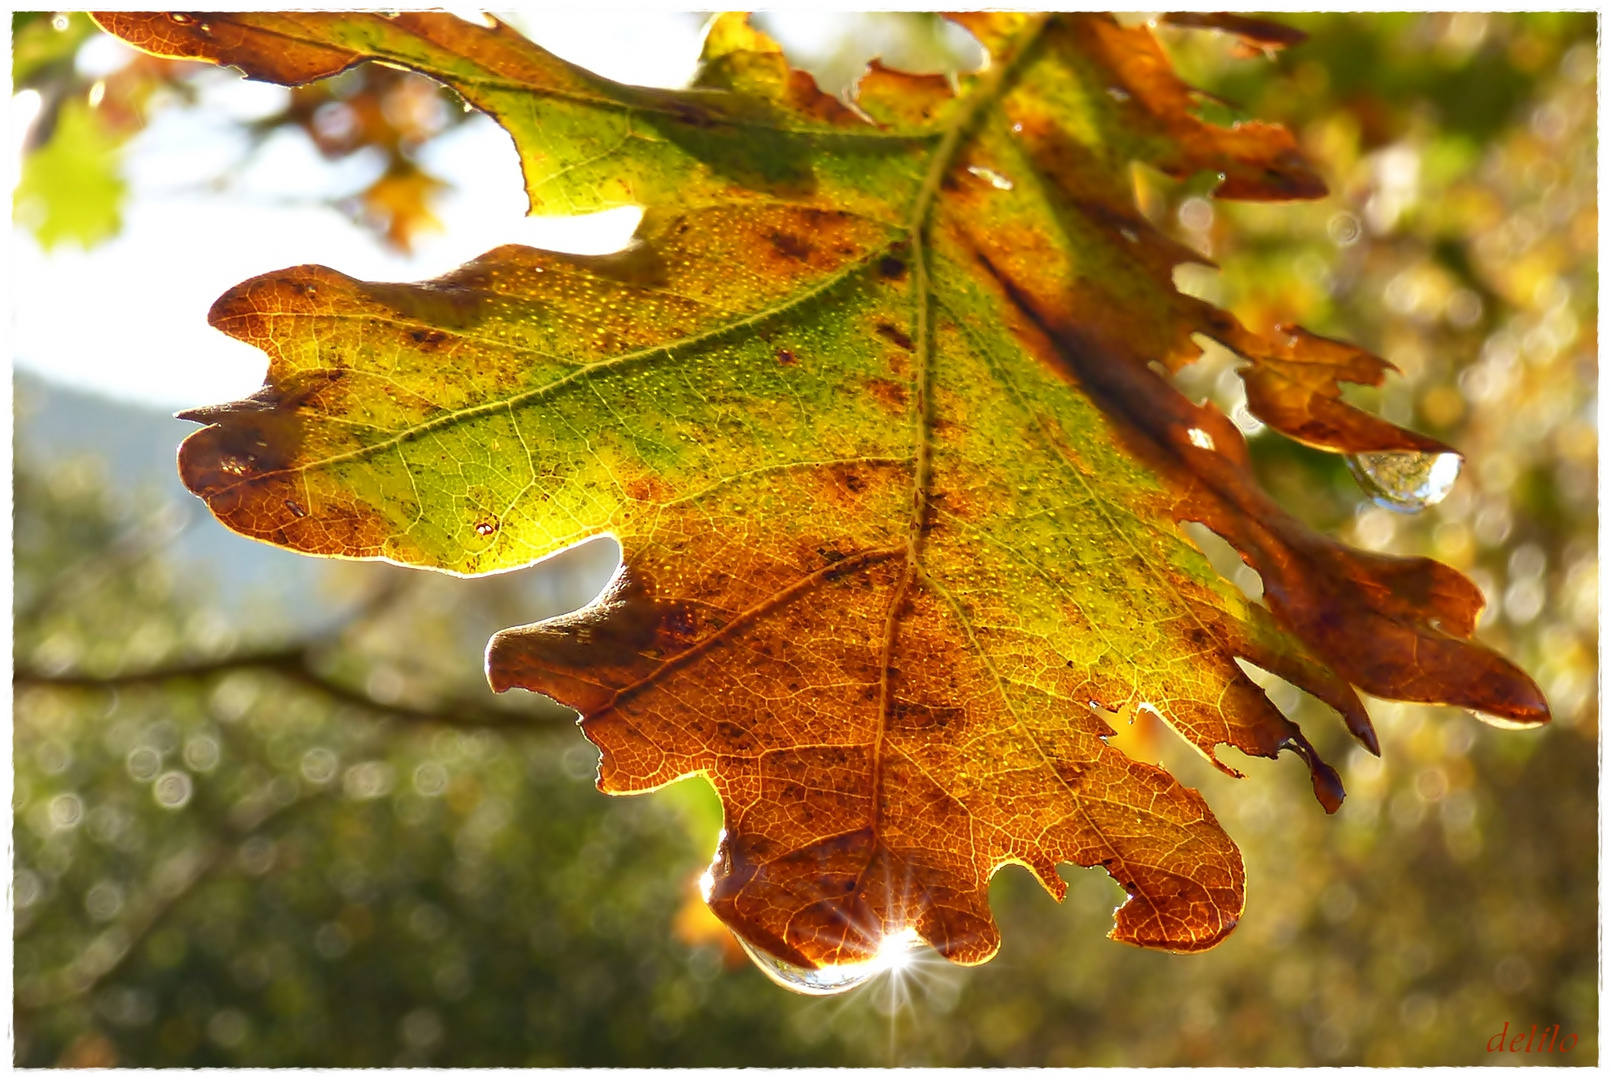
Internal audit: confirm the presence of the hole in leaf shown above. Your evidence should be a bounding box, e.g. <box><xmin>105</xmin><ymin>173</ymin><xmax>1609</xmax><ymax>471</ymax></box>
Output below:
<box><xmin>755</xmin><ymin>13</ymin><xmax>986</xmax><ymax>100</ymax></box>
<box><xmin>1233</xmin><ymin>657</ymin><xmax>1305</xmax><ymax>720</ymax></box>
<box><xmin>1101</xmin><ymin>699</ymin><xmax>1168</xmax><ymax>766</ymax></box>
<box><xmin>1180</xmin><ymin>520</ymin><xmax>1265</xmax><ymax>604</ymax></box>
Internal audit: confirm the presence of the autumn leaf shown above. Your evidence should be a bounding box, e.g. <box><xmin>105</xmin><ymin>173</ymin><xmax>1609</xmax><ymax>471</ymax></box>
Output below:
<box><xmin>96</xmin><ymin>11</ymin><xmax>1548</xmax><ymax>981</ymax></box>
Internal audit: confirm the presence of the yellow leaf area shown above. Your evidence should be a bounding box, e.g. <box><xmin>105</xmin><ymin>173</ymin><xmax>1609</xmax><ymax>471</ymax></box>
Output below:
<box><xmin>97</xmin><ymin>11</ymin><xmax>1547</xmax><ymax>973</ymax></box>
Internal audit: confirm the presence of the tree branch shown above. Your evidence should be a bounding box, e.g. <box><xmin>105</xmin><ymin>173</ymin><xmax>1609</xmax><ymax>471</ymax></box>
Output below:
<box><xmin>13</xmin><ymin>645</ymin><xmax>576</xmax><ymax>729</ymax></box>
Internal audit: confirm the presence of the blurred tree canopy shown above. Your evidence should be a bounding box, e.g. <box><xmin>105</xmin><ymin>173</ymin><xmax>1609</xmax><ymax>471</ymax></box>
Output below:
<box><xmin>13</xmin><ymin>10</ymin><xmax>472</xmax><ymax>252</ymax></box>
<box><xmin>12</xmin><ymin>12</ymin><xmax>1597</xmax><ymax>1066</ymax></box>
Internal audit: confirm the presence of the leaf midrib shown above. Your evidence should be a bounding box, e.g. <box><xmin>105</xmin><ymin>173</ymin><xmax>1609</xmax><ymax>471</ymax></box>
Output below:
<box><xmin>854</xmin><ymin>13</ymin><xmax>1053</xmax><ymax>915</ymax></box>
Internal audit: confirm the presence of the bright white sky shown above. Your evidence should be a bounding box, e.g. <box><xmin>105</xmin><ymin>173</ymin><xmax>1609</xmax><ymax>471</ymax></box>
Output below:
<box><xmin>8</xmin><ymin>12</ymin><xmax>720</xmax><ymax>410</ymax></box>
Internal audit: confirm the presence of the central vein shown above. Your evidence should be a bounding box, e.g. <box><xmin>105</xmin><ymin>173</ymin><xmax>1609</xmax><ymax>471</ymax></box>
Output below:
<box><xmin>860</xmin><ymin>14</ymin><xmax>1053</xmax><ymax>913</ymax></box>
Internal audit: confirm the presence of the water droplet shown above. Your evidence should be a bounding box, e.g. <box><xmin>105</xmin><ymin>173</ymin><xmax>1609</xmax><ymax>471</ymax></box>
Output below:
<box><xmin>1346</xmin><ymin>450</ymin><xmax>1461</xmax><ymax>513</ymax></box>
<box><xmin>1186</xmin><ymin>427</ymin><xmax>1216</xmax><ymax>451</ymax></box>
<box><xmin>1106</xmin><ymin>86</ymin><xmax>1132</xmax><ymax>102</ymax></box>
<box><xmin>732</xmin><ymin>926</ymin><xmax>920</xmax><ymax>996</ymax></box>
<box><xmin>153</xmin><ymin>771</ymin><xmax>194</xmax><ymax>809</ymax></box>
<box><xmin>284</xmin><ymin>499</ymin><xmax>307</xmax><ymax>518</ymax></box>
<box><xmin>474</xmin><ymin>519</ymin><xmax>498</xmax><ymax>536</ymax></box>
<box><xmin>169</xmin><ymin>13</ymin><xmax>194</xmax><ymax>24</ymax></box>
<box><xmin>1467</xmin><ymin>709</ymin><xmax>1545</xmax><ymax>731</ymax></box>
<box><xmin>1120</xmin><ymin>227</ymin><xmax>1139</xmax><ymax>243</ymax></box>
<box><xmin>966</xmin><ymin>165</ymin><xmax>1014</xmax><ymax>190</ymax></box>
<box><xmin>51</xmin><ymin>13</ymin><xmax>69</xmax><ymax>31</ymax></box>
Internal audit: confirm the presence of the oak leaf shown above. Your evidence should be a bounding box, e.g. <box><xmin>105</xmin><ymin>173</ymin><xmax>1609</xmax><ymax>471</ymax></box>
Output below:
<box><xmin>96</xmin><ymin>11</ymin><xmax>1548</xmax><ymax>978</ymax></box>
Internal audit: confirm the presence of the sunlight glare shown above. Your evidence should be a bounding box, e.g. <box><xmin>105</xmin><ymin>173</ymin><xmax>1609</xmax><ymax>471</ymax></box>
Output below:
<box><xmin>873</xmin><ymin>925</ymin><xmax>923</xmax><ymax>974</ymax></box>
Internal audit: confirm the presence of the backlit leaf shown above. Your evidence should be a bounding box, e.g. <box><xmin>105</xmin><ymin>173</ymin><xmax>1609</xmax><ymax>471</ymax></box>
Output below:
<box><xmin>15</xmin><ymin>96</ymin><xmax>125</xmax><ymax>250</ymax></box>
<box><xmin>96</xmin><ymin>11</ymin><xmax>1549</xmax><ymax>977</ymax></box>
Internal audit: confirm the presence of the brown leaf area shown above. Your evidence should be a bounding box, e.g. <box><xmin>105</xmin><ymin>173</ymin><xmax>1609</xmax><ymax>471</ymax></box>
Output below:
<box><xmin>98</xmin><ymin>11</ymin><xmax>1550</xmax><ymax>976</ymax></box>
<box><xmin>487</xmin><ymin>555</ymin><xmax>1244</xmax><ymax>965</ymax></box>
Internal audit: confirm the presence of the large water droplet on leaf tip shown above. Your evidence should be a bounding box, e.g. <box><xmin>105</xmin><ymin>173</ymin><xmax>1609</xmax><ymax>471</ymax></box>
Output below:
<box><xmin>1468</xmin><ymin>708</ymin><xmax>1546</xmax><ymax>731</ymax></box>
<box><xmin>1346</xmin><ymin>450</ymin><xmax>1461</xmax><ymax>513</ymax></box>
<box><xmin>732</xmin><ymin>926</ymin><xmax>921</xmax><ymax>996</ymax></box>
<box><xmin>735</xmin><ymin>935</ymin><xmax>877</xmax><ymax>995</ymax></box>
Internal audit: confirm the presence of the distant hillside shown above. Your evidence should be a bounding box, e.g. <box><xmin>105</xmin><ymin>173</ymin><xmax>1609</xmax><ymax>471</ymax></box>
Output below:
<box><xmin>16</xmin><ymin>370</ymin><xmax>336</xmax><ymax>629</ymax></box>
<box><xmin>14</xmin><ymin>371</ymin><xmax>619</xmax><ymax>642</ymax></box>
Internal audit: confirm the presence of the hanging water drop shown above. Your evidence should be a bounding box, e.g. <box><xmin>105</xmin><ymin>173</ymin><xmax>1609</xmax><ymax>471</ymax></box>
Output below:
<box><xmin>966</xmin><ymin>165</ymin><xmax>1014</xmax><ymax>191</ymax></box>
<box><xmin>1467</xmin><ymin>709</ymin><xmax>1545</xmax><ymax>731</ymax></box>
<box><xmin>735</xmin><ymin>936</ymin><xmax>878</xmax><ymax>996</ymax></box>
<box><xmin>731</xmin><ymin>925</ymin><xmax>921</xmax><ymax>996</ymax></box>
<box><xmin>1346</xmin><ymin>450</ymin><xmax>1461</xmax><ymax>513</ymax></box>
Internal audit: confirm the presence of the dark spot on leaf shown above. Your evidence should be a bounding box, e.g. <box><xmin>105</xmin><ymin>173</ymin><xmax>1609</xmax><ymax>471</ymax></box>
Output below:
<box><xmin>625</xmin><ymin>475</ymin><xmax>673</xmax><ymax>501</ymax></box>
<box><xmin>878</xmin><ymin>256</ymin><xmax>907</xmax><ymax>280</ymax></box>
<box><xmin>768</xmin><ymin>231</ymin><xmax>814</xmax><ymax>261</ymax></box>
<box><xmin>875</xmin><ymin>322</ymin><xmax>914</xmax><ymax>350</ymax></box>
<box><xmin>865</xmin><ymin>377</ymin><xmax>909</xmax><ymax>411</ymax></box>
<box><xmin>835</xmin><ymin>467</ymin><xmax>867</xmax><ymax>494</ymax></box>
<box><xmin>776</xmin><ymin>348</ymin><xmax>798</xmax><ymax>365</ymax></box>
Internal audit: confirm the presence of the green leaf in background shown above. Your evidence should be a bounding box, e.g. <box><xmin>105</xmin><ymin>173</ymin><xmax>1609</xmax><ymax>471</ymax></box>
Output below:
<box><xmin>16</xmin><ymin>95</ymin><xmax>127</xmax><ymax>251</ymax></box>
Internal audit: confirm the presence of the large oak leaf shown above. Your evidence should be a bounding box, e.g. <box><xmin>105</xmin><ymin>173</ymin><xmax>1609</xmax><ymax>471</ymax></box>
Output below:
<box><xmin>96</xmin><ymin>11</ymin><xmax>1548</xmax><ymax>975</ymax></box>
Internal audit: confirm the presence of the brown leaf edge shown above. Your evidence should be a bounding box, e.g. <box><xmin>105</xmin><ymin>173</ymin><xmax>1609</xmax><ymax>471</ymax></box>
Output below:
<box><xmin>1162</xmin><ymin>12</ymin><xmax>1309</xmax><ymax>53</ymax></box>
<box><xmin>951</xmin><ymin>12</ymin><xmax>1451</xmax><ymax>460</ymax></box>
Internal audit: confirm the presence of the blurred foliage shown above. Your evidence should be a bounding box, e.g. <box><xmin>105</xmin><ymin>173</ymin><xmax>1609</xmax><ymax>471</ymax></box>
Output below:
<box><xmin>11</xmin><ymin>10</ymin><xmax>471</xmax><ymax>252</ymax></box>
<box><xmin>12</xmin><ymin>11</ymin><xmax>1598</xmax><ymax>1066</ymax></box>
<box><xmin>13</xmin><ymin>11</ymin><xmax>166</xmax><ymax>249</ymax></box>
<box><xmin>14</xmin><ymin>94</ymin><xmax>125</xmax><ymax>249</ymax></box>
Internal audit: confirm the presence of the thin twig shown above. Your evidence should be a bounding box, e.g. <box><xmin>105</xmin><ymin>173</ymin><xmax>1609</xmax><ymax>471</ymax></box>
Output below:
<box><xmin>14</xmin><ymin>646</ymin><xmax>577</xmax><ymax>729</ymax></box>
